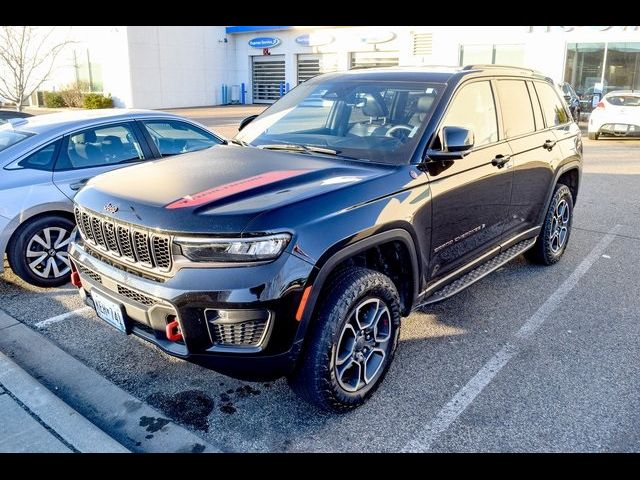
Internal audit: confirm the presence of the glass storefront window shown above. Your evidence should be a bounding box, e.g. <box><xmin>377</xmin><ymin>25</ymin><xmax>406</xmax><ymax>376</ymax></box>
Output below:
<box><xmin>460</xmin><ymin>44</ymin><xmax>525</xmax><ymax>66</ymax></box>
<box><xmin>494</xmin><ymin>44</ymin><xmax>525</xmax><ymax>66</ymax></box>
<box><xmin>460</xmin><ymin>45</ymin><xmax>493</xmax><ymax>64</ymax></box>
<box><xmin>564</xmin><ymin>43</ymin><xmax>605</xmax><ymax>96</ymax></box>
<box><xmin>604</xmin><ymin>42</ymin><xmax>640</xmax><ymax>92</ymax></box>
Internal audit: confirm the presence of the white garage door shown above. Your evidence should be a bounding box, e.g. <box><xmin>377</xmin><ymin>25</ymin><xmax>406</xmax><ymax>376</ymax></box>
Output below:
<box><xmin>252</xmin><ymin>55</ymin><xmax>285</xmax><ymax>104</ymax></box>
<box><xmin>297</xmin><ymin>54</ymin><xmax>339</xmax><ymax>84</ymax></box>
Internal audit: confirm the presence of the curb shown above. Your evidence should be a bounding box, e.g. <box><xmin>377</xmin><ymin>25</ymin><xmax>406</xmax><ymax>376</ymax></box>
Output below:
<box><xmin>0</xmin><ymin>351</ymin><xmax>129</xmax><ymax>453</ymax></box>
<box><xmin>0</xmin><ymin>310</ymin><xmax>219</xmax><ymax>453</ymax></box>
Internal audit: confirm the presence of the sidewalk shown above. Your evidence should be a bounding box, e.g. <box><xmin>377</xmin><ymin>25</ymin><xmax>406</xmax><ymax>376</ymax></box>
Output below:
<box><xmin>0</xmin><ymin>351</ymin><xmax>128</xmax><ymax>453</ymax></box>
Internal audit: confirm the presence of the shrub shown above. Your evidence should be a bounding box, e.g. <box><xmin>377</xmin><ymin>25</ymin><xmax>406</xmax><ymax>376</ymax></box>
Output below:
<box><xmin>83</xmin><ymin>93</ymin><xmax>113</xmax><ymax>109</ymax></box>
<box><xmin>43</xmin><ymin>91</ymin><xmax>66</xmax><ymax>108</ymax></box>
<box><xmin>59</xmin><ymin>81</ymin><xmax>89</xmax><ymax>108</ymax></box>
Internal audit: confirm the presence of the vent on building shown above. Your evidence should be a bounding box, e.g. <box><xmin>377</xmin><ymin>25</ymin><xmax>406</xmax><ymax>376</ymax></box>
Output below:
<box><xmin>412</xmin><ymin>32</ymin><xmax>433</xmax><ymax>56</ymax></box>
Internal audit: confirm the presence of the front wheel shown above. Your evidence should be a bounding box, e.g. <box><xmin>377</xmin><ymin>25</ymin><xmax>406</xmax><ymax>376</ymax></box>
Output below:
<box><xmin>525</xmin><ymin>183</ymin><xmax>574</xmax><ymax>265</ymax></box>
<box><xmin>588</xmin><ymin>132</ymin><xmax>599</xmax><ymax>140</ymax></box>
<box><xmin>7</xmin><ymin>215</ymin><xmax>75</xmax><ymax>287</ymax></box>
<box><xmin>288</xmin><ymin>267</ymin><xmax>401</xmax><ymax>412</ymax></box>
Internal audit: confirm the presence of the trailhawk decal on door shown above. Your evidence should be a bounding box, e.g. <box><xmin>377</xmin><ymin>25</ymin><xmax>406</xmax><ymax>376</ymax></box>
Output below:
<box><xmin>165</xmin><ymin>170</ymin><xmax>310</xmax><ymax>209</ymax></box>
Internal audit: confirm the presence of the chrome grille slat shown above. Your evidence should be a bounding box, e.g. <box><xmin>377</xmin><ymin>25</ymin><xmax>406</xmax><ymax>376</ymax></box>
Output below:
<box><xmin>117</xmin><ymin>225</ymin><xmax>135</xmax><ymax>262</ymax></box>
<box><xmin>133</xmin><ymin>230</ymin><xmax>152</xmax><ymax>267</ymax></box>
<box><xmin>74</xmin><ymin>207</ymin><xmax>172</xmax><ymax>273</ymax></box>
<box><xmin>91</xmin><ymin>216</ymin><xmax>107</xmax><ymax>249</ymax></box>
<box><xmin>103</xmin><ymin>221</ymin><xmax>120</xmax><ymax>255</ymax></box>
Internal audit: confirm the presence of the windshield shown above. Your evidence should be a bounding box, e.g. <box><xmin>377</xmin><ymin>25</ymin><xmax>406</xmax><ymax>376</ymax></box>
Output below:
<box><xmin>236</xmin><ymin>77</ymin><xmax>444</xmax><ymax>164</ymax></box>
<box><xmin>0</xmin><ymin>128</ymin><xmax>34</xmax><ymax>153</ymax></box>
<box><xmin>607</xmin><ymin>95</ymin><xmax>640</xmax><ymax>107</ymax></box>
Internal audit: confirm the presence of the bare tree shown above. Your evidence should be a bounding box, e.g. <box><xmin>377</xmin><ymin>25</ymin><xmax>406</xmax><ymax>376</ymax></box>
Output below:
<box><xmin>0</xmin><ymin>26</ymin><xmax>71</xmax><ymax>111</ymax></box>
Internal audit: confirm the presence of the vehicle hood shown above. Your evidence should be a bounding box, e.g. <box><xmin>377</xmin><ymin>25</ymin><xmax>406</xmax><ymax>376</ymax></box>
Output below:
<box><xmin>74</xmin><ymin>145</ymin><xmax>395</xmax><ymax>234</ymax></box>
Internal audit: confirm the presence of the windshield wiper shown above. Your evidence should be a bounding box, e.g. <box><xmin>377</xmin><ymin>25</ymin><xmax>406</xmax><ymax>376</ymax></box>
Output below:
<box><xmin>229</xmin><ymin>138</ymin><xmax>250</xmax><ymax>147</ymax></box>
<box><xmin>258</xmin><ymin>143</ymin><xmax>340</xmax><ymax>155</ymax></box>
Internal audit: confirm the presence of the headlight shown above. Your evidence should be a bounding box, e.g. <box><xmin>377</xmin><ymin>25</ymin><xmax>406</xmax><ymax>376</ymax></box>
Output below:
<box><xmin>174</xmin><ymin>233</ymin><xmax>291</xmax><ymax>263</ymax></box>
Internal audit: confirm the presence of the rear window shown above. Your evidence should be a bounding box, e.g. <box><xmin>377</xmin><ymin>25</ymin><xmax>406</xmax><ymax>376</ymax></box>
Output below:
<box><xmin>607</xmin><ymin>95</ymin><xmax>640</xmax><ymax>107</ymax></box>
<box><xmin>0</xmin><ymin>129</ymin><xmax>34</xmax><ymax>153</ymax></box>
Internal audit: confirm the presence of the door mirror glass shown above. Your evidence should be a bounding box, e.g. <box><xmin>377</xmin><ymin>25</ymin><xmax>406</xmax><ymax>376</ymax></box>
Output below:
<box><xmin>238</xmin><ymin>115</ymin><xmax>258</xmax><ymax>132</ymax></box>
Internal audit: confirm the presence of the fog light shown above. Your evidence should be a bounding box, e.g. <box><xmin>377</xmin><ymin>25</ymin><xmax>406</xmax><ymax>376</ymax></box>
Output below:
<box><xmin>204</xmin><ymin>309</ymin><xmax>271</xmax><ymax>348</ymax></box>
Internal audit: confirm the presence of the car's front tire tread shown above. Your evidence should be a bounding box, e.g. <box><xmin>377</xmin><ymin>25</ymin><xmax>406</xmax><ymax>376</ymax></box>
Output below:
<box><xmin>288</xmin><ymin>266</ymin><xmax>401</xmax><ymax>413</ymax></box>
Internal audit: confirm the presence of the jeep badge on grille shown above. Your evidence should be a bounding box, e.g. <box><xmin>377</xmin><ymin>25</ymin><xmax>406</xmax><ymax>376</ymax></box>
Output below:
<box><xmin>104</xmin><ymin>203</ymin><xmax>119</xmax><ymax>214</ymax></box>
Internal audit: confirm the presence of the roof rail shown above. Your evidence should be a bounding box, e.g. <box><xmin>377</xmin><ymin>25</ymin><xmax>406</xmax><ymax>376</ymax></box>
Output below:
<box><xmin>462</xmin><ymin>64</ymin><xmax>539</xmax><ymax>74</ymax></box>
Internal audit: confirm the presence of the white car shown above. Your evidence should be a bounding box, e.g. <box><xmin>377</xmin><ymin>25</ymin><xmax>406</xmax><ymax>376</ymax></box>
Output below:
<box><xmin>588</xmin><ymin>90</ymin><xmax>640</xmax><ymax>140</ymax></box>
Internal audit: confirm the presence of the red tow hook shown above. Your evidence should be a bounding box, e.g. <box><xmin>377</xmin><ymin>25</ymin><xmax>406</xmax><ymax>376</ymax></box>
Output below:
<box><xmin>71</xmin><ymin>271</ymin><xmax>82</xmax><ymax>288</ymax></box>
<box><xmin>165</xmin><ymin>319</ymin><xmax>183</xmax><ymax>342</ymax></box>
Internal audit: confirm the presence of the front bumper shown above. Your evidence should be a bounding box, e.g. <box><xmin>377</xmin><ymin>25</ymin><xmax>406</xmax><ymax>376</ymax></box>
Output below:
<box><xmin>69</xmin><ymin>237</ymin><xmax>315</xmax><ymax>380</ymax></box>
<box><xmin>0</xmin><ymin>213</ymin><xmax>11</xmax><ymax>273</ymax></box>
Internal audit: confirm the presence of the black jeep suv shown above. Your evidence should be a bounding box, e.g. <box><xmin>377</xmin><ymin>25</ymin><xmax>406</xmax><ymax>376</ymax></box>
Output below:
<box><xmin>69</xmin><ymin>65</ymin><xmax>582</xmax><ymax>412</ymax></box>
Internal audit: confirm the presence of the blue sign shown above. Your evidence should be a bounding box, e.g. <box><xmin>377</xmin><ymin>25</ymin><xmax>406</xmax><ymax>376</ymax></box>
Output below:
<box><xmin>295</xmin><ymin>33</ymin><xmax>334</xmax><ymax>47</ymax></box>
<box><xmin>248</xmin><ymin>37</ymin><xmax>281</xmax><ymax>48</ymax></box>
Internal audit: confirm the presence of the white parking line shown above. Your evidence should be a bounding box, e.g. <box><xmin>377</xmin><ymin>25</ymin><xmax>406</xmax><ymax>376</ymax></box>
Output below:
<box><xmin>35</xmin><ymin>307</ymin><xmax>92</xmax><ymax>329</ymax></box>
<box><xmin>402</xmin><ymin>225</ymin><xmax>622</xmax><ymax>452</ymax></box>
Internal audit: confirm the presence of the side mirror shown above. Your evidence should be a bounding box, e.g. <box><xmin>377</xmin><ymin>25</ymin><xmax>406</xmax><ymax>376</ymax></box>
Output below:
<box><xmin>238</xmin><ymin>114</ymin><xmax>258</xmax><ymax>132</ymax></box>
<box><xmin>426</xmin><ymin>126</ymin><xmax>474</xmax><ymax>161</ymax></box>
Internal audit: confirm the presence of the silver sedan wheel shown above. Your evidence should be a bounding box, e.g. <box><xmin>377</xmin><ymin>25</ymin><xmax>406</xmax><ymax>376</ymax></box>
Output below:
<box><xmin>25</xmin><ymin>227</ymin><xmax>72</xmax><ymax>279</ymax></box>
<box><xmin>549</xmin><ymin>198</ymin><xmax>570</xmax><ymax>254</ymax></box>
<box><xmin>334</xmin><ymin>298</ymin><xmax>392</xmax><ymax>393</ymax></box>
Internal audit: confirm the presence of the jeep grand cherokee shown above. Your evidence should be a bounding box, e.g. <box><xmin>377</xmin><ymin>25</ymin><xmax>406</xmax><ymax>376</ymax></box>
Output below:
<box><xmin>69</xmin><ymin>65</ymin><xmax>582</xmax><ymax>412</ymax></box>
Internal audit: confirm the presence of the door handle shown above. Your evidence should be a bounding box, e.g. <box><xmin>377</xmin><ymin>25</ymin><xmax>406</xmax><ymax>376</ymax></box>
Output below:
<box><xmin>543</xmin><ymin>139</ymin><xmax>557</xmax><ymax>151</ymax></box>
<box><xmin>491</xmin><ymin>154</ymin><xmax>511</xmax><ymax>169</ymax></box>
<box><xmin>70</xmin><ymin>178</ymin><xmax>90</xmax><ymax>191</ymax></box>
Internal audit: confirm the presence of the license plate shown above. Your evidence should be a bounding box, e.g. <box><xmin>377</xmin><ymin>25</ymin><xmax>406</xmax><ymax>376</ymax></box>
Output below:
<box><xmin>92</xmin><ymin>290</ymin><xmax>127</xmax><ymax>333</ymax></box>
<box><xmin>614</xmin><ymin>124</ymin><xmax>628</xmax><ymax>132</ymax></box>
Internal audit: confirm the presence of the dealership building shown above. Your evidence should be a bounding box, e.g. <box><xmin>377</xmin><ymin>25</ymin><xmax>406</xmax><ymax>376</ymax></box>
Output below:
<box><xmin>33</xmin><ymin>26</ymin><xmax>640</xmax><ymax>109</ymax></box>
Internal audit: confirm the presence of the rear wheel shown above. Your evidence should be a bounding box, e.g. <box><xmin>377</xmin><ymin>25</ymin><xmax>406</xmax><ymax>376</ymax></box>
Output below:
<box><xmin>7</xmin><ymin>215</ymin><xmax>75</xmax><ymax>287</ymax></box>
<box><xmin>588</xmin><ymin>132</ymin><xmax>599</xmax><ymax>140</ymax></box>
<box><xmin>288</xmin><ymin>267</ymin><xmax>401</xmax><ymax>412</ymax></box>
<box><xmin>525</xmin><ymin>184</ymin><xmax>573</xmax><ymax>266</ymax></box>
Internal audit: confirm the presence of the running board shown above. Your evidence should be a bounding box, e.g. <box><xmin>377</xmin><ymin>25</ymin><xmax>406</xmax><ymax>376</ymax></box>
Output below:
<box><xmin>419</xmin><ymin>237</ymin><xmax>537</xmax><ymax>307</ymax></box>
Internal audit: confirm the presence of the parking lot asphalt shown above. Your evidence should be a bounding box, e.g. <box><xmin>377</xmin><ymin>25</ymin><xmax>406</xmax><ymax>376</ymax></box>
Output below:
<box><xmin>1</xmin><ymin>113</ymin><xmax>639</xmax><ymax>451</ymax></box>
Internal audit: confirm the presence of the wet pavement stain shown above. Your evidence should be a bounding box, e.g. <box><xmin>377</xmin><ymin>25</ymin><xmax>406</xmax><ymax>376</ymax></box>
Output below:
<box><xmin>220</xmin><ymin>403</ymin><xmax>237</xmax><ymax>414</ymax></box>
<box><xmin>146</xmin><ymin>389</ymin><xmax>214</xmax><ymax>432</ymax></box>
<box><xmin>192</xmin><ymin>443</ymin><xmax>206</xmax><ymax>453</ymax></box>
<box><xmin>139</xmin><ymin>416</ymin><xmax>171</xmax><ymax>433</ymax></box>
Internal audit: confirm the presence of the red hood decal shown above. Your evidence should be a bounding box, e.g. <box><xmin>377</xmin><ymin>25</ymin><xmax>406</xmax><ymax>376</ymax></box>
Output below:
<box><xmin>165</xmin><ymin>170</ymin><xmax>310</xmax><ymax>209</ymax></box>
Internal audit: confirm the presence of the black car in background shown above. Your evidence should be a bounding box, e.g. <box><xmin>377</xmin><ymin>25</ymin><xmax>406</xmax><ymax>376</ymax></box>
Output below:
<box><xmin>0</xmin><ymin>109</ymin><xmax>33</xmax><ymax>124</ymax></box>
<box><xmin>559</xmin><ymin>82</ymin><xmax>581</xmax><ymax>121</ymax></box>
<box><xmin>70</xmin><ymin>65</ymin><xmax>582</xmax><ymax>412</ymax></box>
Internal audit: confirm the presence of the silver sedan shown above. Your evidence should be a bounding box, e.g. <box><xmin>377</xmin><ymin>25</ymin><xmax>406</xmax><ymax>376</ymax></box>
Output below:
<box><xmin>0</xmin><ymin>109</ymin><xmax>223</xmax><ymax>287</ymax></box>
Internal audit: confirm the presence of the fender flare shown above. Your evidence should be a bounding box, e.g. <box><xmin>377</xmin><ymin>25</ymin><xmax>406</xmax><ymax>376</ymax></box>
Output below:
<box><xmin>294</xmin><ymin>228</ymin><xmax>420</xmax><ymax>346</ymax></box>
<box><xmin>537</xmin><ymin>161</ymin><xmax>581</xmax><ymax>226</ymax></box>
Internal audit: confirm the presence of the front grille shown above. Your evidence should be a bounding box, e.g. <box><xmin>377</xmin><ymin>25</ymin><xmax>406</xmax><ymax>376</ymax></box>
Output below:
<box><xmin>75</xmin><ymin>207</ymin><xmax>172</xmax><ymax>274</ymax></box>
<box><xmin>77</xmin><ymin>264</ymin><xmax>102</xmax><ymax>284</ymax></box>
<box><xmin>210</xmin><ymin>319</ymin><xmax>269</xmax><ymax>347</ymax></box>
<box><xmin>116</xmin><ymin>284</ymin><xmax>156</xmax><ymax>306</ymax></box>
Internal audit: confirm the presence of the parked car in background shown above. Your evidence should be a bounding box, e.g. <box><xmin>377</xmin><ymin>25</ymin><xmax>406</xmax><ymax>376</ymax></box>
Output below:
<box><xmin>559</xmin><ymin>82</ymin><xmax>581</xmax><ymax>121</ymax></box>
<box><xmin>588</xmin><ymin>90</ymin><xmax>640</xmax><ymax>140</ymax></box>
<box><xmin>69</xmin><ymin>65</ymin><xmax>582</xmax><ymax>411</ymax></box>
<box><xmin>0</xmin><ymin>109</ymin><xmax>33</xmax><ymax>124</ymax></box>
<box><xmin>0</xmin><ymin>109</ymin><xmax>224</xmax><ymax>287</ymax></box>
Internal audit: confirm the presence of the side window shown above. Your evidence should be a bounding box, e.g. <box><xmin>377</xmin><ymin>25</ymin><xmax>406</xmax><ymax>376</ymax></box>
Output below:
<box><xmin>441</xmin><ymin>81</ymin><xmax>498</xmax><ymax>147</ymax></box>
<box><xmin>142</xmin><ymin>120</ymin><xmax>221</xmax><ymax>157</ymax></box>
<box><xmin>15</xmin><ymin>140</ymin><xmax>60</xmax><ymax>171</ymax></box>
<box><xmin>534</xmin><ymin>82</ymin><xmax>570</xmax><ymax>127</ymax></box>
<box><xmin>526</xmin><ymin>82</ymin><xmax>545</xmax><ymax>130</ymax></box>
<box><xmin>496</xmin><ymin>80</ymin><xmax>536</xmax><ymax>138</ymax></box>
<box><xmin>56</xmin><ymin>123</ymin><xmax>144</xmax><ymax>171</ymax></box>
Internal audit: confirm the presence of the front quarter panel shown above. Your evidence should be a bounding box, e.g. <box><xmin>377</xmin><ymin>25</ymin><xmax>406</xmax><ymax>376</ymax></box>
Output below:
<box><xmin>0</xmin><ymin>169</ymin><xmax>73</xmax><ymax>267</ymax></box>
